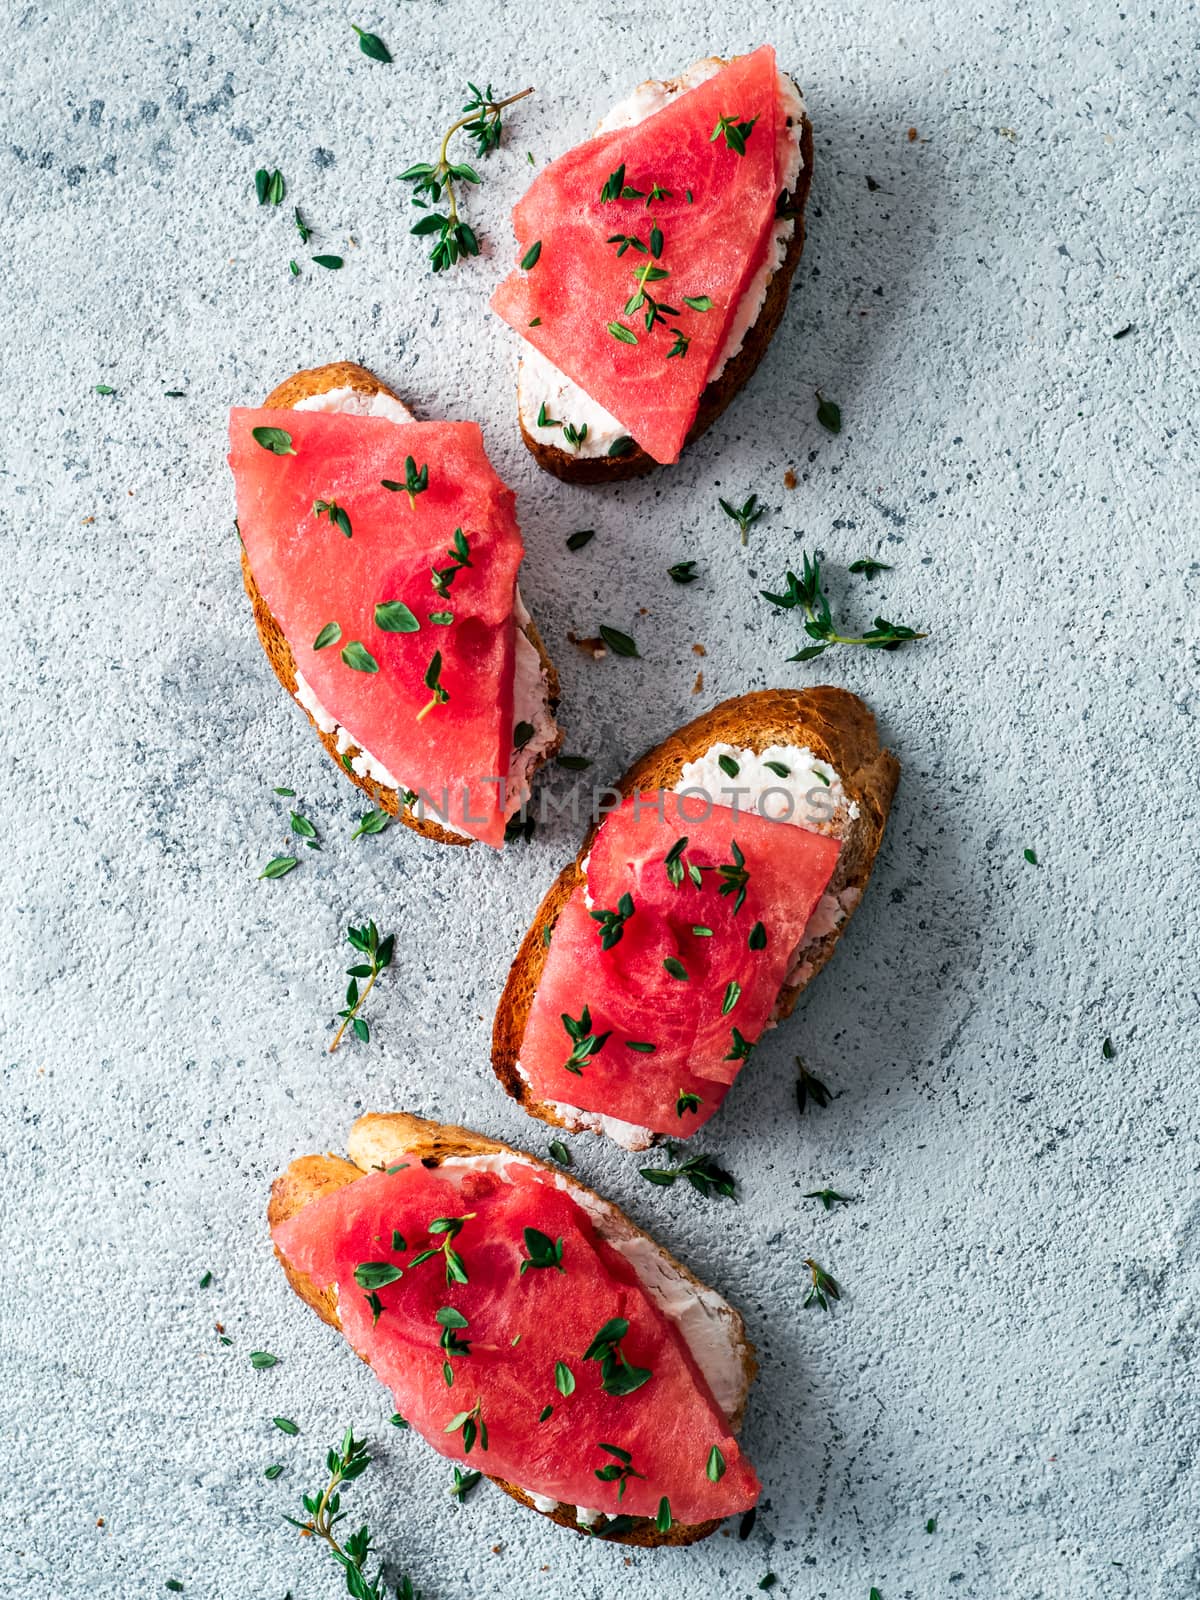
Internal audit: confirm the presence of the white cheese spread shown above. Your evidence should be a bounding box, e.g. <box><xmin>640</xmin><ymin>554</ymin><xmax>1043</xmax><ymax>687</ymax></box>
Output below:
<box><xmin>517</xmin><ymin>60</ymin><xmax>806</xmax><ymax>458</ymax></box>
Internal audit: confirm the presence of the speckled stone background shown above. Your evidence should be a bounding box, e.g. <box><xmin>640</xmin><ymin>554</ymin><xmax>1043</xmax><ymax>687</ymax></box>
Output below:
<box><xmin>2</xmin><ymin>2</ymin><xmax>1197</xmax><ymax>1596</ymax></box>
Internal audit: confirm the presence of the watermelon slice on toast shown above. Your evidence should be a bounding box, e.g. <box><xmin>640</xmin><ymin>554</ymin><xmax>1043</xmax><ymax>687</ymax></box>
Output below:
<box><xmin>270</xmin><ymin>1113</ymin><xmax>761</xmax><ymax>1543</ymax></box>
<box><xmin>230</xmin><ymin>364</ymin><xmax>560</xmax><ymax>849</ymax></box>
<box><xmin>492</xmin><ymin>48</ymin><xmax>812</xmax><ymax>472</ymax></box>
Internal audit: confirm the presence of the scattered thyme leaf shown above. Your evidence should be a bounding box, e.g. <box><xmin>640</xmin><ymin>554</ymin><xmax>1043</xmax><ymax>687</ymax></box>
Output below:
<box><xmin>816</xmin><ymin>391</ymin><xmax>842</xmax><ymax>433</ymax></box>
<box><xmin>352</xmin><ymin>25</ymin><xmax>391</xmax><ymax>62</ymax></box>
<box><xmin>599</xmin><ymin>624</ymin><xmax>639</xmax><ymax>658</ymax></box>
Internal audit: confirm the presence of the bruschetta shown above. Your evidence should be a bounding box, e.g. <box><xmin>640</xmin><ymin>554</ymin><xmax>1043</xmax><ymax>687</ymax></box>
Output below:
<box><xmin>492</xmin><ymin>688</ymin><xmax>898</xmax><ymax>1147</ymax></box>
<box><xmin>230</xmin><ymin>362</ymin><xmax>561</xmax><ymax>848</ymax></box>
<box><xmin>491</xmin><ymin>47</ymin><xmax>813</xmax><ymax>481</ymax></box>
<box><xmin>269</xmin><ymin>1111</ymin><xmax>760</xmax><ymax>1545</ymax></box>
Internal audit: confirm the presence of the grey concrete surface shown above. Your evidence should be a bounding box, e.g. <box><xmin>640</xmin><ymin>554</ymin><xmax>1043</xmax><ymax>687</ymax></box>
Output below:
<box><xmin>1</xmin><ymin>2</ymin><xmax>1197</xmax><ymax>1596</ymax></box>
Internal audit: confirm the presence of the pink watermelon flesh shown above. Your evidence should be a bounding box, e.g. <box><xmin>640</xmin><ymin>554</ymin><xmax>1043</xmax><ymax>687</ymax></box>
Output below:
<box><xmin>519</xmin><ymin>794</ymin><xmax>841</xmax><ymax>1133</ymax></box>
<box><xmin>271</xmin><ymin>1157</ymin><xmax>760</xmax><ymax>1524</ymax></box>
<box><xmin>229</xmin><ymin>408</ymin><xmax>525</xmax><ymax>848</ymax></box>
<box><xmin>491</xmin><ymin>47</ymin><xmax>784</xmax><ymax>465</ymax></box>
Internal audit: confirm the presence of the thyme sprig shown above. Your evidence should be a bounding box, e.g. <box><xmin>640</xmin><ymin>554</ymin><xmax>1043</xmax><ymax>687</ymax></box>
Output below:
<box><xmin>582</xmin><ymin>1316</ymin><xmax>652</xmax><ymax>1397</ymax></box>
<box><xmin>399</xmin><ymin>83</ymin><xmax>533</xmax><ymax>272</ymax></box>
<box><xmin>639</xmin><ymin>1146</ymin><xmax>736</xmax><ymax>1201</ymax></box>
<box><xmin>589</xmin><ymin>892</ymin><xmax>634</xmax><ymax>950</ymax></box>
<box><xmin>561</xmin><ymin>1005</ymin><xmax>611</xmax><ymax>1075</ymax></box>
<box><xmin>285</xmin><ymin>1428</ymin><xmax>421</xmax><ymax>1600</ymax></box>
<box><xmin>719</xmin><ymin>493</ymin><xmax>764</xmax><ymax>547</ymax></box>
<box><xmin>762</xmin><ymin>552</ymin><xmax>927</xmax><ymax>661</ymax></box>
<box><xmin>803</xmin><ymin>1257</ymin><xmax>841</xmax><ymax>1311</ymax></box>
<box><xmin>594</xmin><ymin>1441</ymin><xmax>646</xmax><ymax>1500</ymax></box>
<box><xmin>410</xmin><ymin>1214</ymin><xmax>475</xmax><ymax>1285</ymax></box>
<box><xmin>330</xmin><ymin>921</ymin><xmax>395</xmax><ymax>1053</ymax></box>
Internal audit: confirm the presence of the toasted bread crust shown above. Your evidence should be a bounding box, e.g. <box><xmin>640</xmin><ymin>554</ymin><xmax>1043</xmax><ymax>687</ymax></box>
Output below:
<box><xmin>519</xmin><ymin>94</ymin><xmax>814</xmax><ymax>484</ymax></box>
<box><xmin>268</xmin><ymin>1111</ymin><xmax>755</xmax><ymax>1548</ymax></box>
<box><xmin>239</xmin><ymin>361</ymin><xmax>562</xmax><ymax>846</ymax></box>
<box><xmin>491</xmin><ymin>687</ymin><xmax>900</xmax><ymax>1136</ymax></box>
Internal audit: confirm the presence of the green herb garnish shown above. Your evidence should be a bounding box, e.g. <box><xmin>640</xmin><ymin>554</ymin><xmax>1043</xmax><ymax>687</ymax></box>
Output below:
<box><xmin>816</xmin><ymin>391</ymin><xmax>842</xmax><ymax>433</ymax></box>
<box><xmin>329</xmin><ymin>920</ymin><xmax>395</xmax><ymax>1052</ymax></box>
<box><xmin>719</xmin><ymin>493</ymin><xmax>764</xmax><ymax>546</ymax></box>
<box><xmin>599</xmin><ymin>624</ymin><xmax>639</xmax><ymax>658</ymax></box>
<box><xmin>639</xmin><ymin>1148</ymin><xmax>736</xmax><ymax>1201</ymax></box>
<box><xmin>668</xmin><ymin>559</ymin><xmax>699</xmax><ymax>584</ymax></box>
<box><xmin>583</xmin><ymin>1318</ymin><xmax>652</xmax><ymax>1397</ymax></box>
<box><xmin>410</xmin><ymin>1213</ymin><xmax>474</xmax><ymax>1286</ymax></box>
<box><xmin>313</xmin><ymin>497</ymin><xmax>352</xmax><ymax>538</ymax></box>
<box><xmin>804</xmin><ymin>1188</ymin><xmax>853</xmax><ymax>1211</ymax></box>
<box><xmin>594</xmin><ymin>1441</ymin><xmax>646</xmax><ymax>1499</ymax></box>
<box><xmin>520</xmin><ymin>1226</ymin><xmax>565</xmax><ymax>1276</ymax></box>
<box><xmin>710</xmin><ymin>114</ymin><xmax>758</xmax><ymax>155</ymax></box>
<box><xmin>803</xmin><ymin>1257</ymin><xmax>840</xmax><ymax>1311</ymax></box>
<box><xmin>561</xmin><ymin>1004</ymin><xmax>610</xmax><ymax>1075</ymax></box>
<box><xmin>848</xmin><ymin>557</ymin><xmax>892</xmax><ymax>579</ymax></box>
<box><xmin>589</xmin><ymin>892</ymin><xmax>634</xmax><ymax>950</ymax></box>
<box><xmin>255</xmin><ymin>167</ymin><xmax>285</xmax><ymax>206</ymax></box>
<box><xmin>797</xmin><ymin>1058</ymin><xmax>832</xmax><ymax>1114</ymax></box>
<box><xmin>351</xmin><ymin>809</ymin><xmax>391</xmax><ymax>840</ymax></box>
<box><xmin>259</xmin><ymin>856</ymin><xmax>298</xmax><ymax>880</ymax></box>
<box><xmin>566</xmin><ymin>528</ymin><xmax>595</xmax><ymax>551</ymax></box>
<box><xmin>761</xmin><ymin>552</ymin><xmax>926</xmax><ymax>660</ymax></box>
<box><xmin>352</xmin><ymin>25</ymin><xmax>391</xmax><ymax>62</ymax></box>
<box><xmin>251</xmin><ymin>425</ymin><xmax>296</xmax><ymax>456</ymax></box>
<box><xmin>340</xmin><ymin>640</ymin><xmax>378</xmax><ymax>673</ymax></box>
<box><xmin>400</xmin><ymin>83</ymin><xmax>533</xmax><ymax>272</ymax></box>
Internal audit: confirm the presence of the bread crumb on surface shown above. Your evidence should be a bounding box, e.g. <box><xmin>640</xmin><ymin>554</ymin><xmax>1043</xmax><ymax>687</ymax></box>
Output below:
<box><xmin>692</xmin><ymin>643</ymin><xmax>706</xmax><ymax>657</ymax></box>
<box><xmin>568</xmin><ymin>631</ymin><xmax>606</xmax><ymax>660</ymax></box>
<box><xmin>692</xmin><ymin>670</ymin><xmax>704</xmax><ymax>694</ymax></box>
<box><xmin>907</xmin><ymin>125</ymin><xmax>919</xmax><ymax>141</ymax></box>
<box><xmin>784</xmin><ymin>468</ymin><xmax>797</xmax><ymax>489</ymax></box>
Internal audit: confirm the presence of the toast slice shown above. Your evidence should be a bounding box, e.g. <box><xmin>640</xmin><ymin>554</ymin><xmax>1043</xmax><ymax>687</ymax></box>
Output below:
<box><xmin>492</xmin><ymin>687</ymin><xmax>899</xmax><ymax>1145</ymax></box>
<box><xmin>508</xmin><ymin>57</ymin><xmax>813</xmax><ymax>484</ymax></box>
<box><xmin>238</xmin><ymin>361</ymin><xmax>562</xmax><ymax>846</ymax></box>
<box><xmin>269</xmin><ymin>1111</ymin><xmax>758</xmax><ymax>1547</ymax></box>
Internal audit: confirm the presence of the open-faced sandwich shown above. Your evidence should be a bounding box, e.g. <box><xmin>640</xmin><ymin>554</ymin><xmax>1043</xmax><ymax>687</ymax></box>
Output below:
<box><xmin>491</xmin><ymin>46</ymin><xmax>812</xmax><ymax>481</ymax></box>
<box><xmin>269</xmin><ymin>1112</ymin><xmax>760</xmax><ymax>1545</ymax></box>
<box><xmin>229</xmin><ymin>362</ymin><xmax>561</xmax><ymax>848</ymax></box>
<box><xmin>493</xmin><ymin>689</ymin><xmax>898</xmax><ymax>1148</ymax></box>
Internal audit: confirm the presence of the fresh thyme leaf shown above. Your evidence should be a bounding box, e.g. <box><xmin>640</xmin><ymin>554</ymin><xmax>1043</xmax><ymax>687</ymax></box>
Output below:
<box><xmin>796</xmin><ymin>1058</ymin><xmax>832</xmax><ymax>1114</ymax></box>
<box><xmin>758</xmin><ymin>1575</ymin><xmax>777</xmax><ymax>1592</ymax></box>
<box><xmin>710</xmin><ymin>113</ymin><xmax>758</xmax><ymax>155</ymax></box>
<box><xmin>264</xmin><ymin>1463</ymin><xmax>284</xmax><ymax>1480</ymax></box>
<box><xmin>274</xmin><ymin>1416</ymin><xmax>299</xmax><ymax>1435</ymax></box>
<box><xmin>668</xmin><ymin>559</ymin><xmax>699</xmax><ymax>584</ymax></box>
<box><xmin>249</xmin><ymin>1351</ymin><xmax>279</xmax><ymax>1370</ymax></box>
<box><xmin>676</xmin><ymin>1090</ymin><xmax>700</xmax><ymax>1117</ymax></box>
<box><xmin>626</xmin><ymin>1040</ymin><xmax>656</xmax><ymax>1052</ymax></box>
<box><xmin>1112</xmin><ymin>324</ymin><xmax>1133</xmax><ymax>340</ymax></box>
<box><xmin>313</xmin><ymin>497</ymin><xmax>352</xmax><ymax>538</ymax></box>
<box><xmin>273</xmin><ymin>786</ymin><xmax>295</xmax><ymax>796</ymax></box>
<box><xmin>312</xmin><ymin>621</ymin><xmax>341</xmax><ymax>650</ymax></box>
<box><xmin>400</xmin><ymin>84</ymin><xmax>533</xmax><ymax>271</ymax></box>
<box><xmin>255</xmin><ymin>167</ymin><xmax>285</xmax><ymax>206</ymax></box>
<box><xmin>721</xmin><ymin>979</ymin><xmax>741</xmax><ymax>1014</ymax></box>
<box><xmin>562</xmin><ymin>420</ymin><xmax>589</xmax><ymax>449</ymax></box>
<box><xmin>804</xmin><ymin>1188</ymin><xmax>853</xmax><ymax>1210</ymax></box>
<box><xmin>583</xmin><ymin>1318</ymin><xmax>652</xmax><ymax>1396</ymax></box>
<box><xmin>706</xmin><ymin>1444</ymin><xmax>725</xmax><ymax>1481</ymax></box>
<box><xmin>848</xmin><ymin>557</ymin><xmax>892</xmax><ymax>579</ymax></box>
<box><xmin>557</xmin><ymin>753</ymin><xmax>591</xmax><ymax>770</ymax></box>
<box><xmin>816</xmin><ymin>391</ymin><xmax>842</xmax><ymax>434</ymax></box>
<box><xmin>803</xmin><ymin>1256</ymin><xmax>841</xmax><ymax>1311</ymax></box>
<box><xmin>353</xmin><ymin>1261</ymin><xmax>403</xmax><ymax>1290</ymax></box>
<box><xmin>537</xmin><ymin>400</ymin><xmax>561</xmax><ymax>428</ymax></box>
<box><xmin>94</xmin><ymin>383</ymin><xmax>116</xmax><ymax>395</ymax></box>
<box><xmin>1102</xmin><ymin>1036</ymin><xmax>1115</xmax><ymax>1060</ymax></box>
<box><xmin>374</xmin><ymin>599</ymin><xmax>420</xmax><ymax>633</ymax></box>
<box><xmin>589</xmin><ymin>891</ymin><xmax>635</xmax><ymax>951</ymax></box>
<box><xmin>656</xmin><ymin>1497</ymin><xmax>672</xmax><ymax>1533</ymax></box>
<box><xmin>449</xmin><ymin>1465</ymin><xmax>481</xmax><ymax>1501</ymax></box>
<box><xmin>718</xmin><ymin>753</ymin><xmax>740</xmax><ymax>779</ymax></box>
<box><xmin>417</xmin><ymin>649</ymin><xmax>449</xmax><ymax>719</ymax></box>
<box><xmin>608</xmin><ymin>435</ymin><xmax>636</xmax><ymax>457</ymax></box>
<box><xmin>340</xmin><ymin>640</ymin><xmax>379</xmax><ymax>673</ymax></box>
<box><xmin>293</xmin><ymin>206</ymin><xmax>310</xmax><ymax>243</ymax></box>
<box><xmin>352</xmin><ymin>25</ymin><xmax>391</xmax><ymax>62</ymax></box>
<box><xmin>252</xmin><ymin>425</ymin><xmax>296</xmax><ymax>456</ymax></box>
<box><xmin>639</xmin><ymin>1150</ymin><xmax>736</xmax><ymax>1201</ymax></box>
<box><xmin>683</xmin><ymin>294</ymin><xmax>713</xmax><ymax>311</ymax></box>
<box><xmin>663</xmin><ymin>956</ymin><xmax>689</xmax><ymax>981</ymax></box>
<box><xmin>350</xmin><ymin>809</ymin><xmax>391</xmax><ymax>840</ymax></box>
<box><xmin>289</xmin><ymin>258</ymin><xmax>300</xmax><ymax>276</ymax></box>
<box><xmin>520</xmin><ymin>1226</ymin><xmax>565</xmax><ymax>1275</ymax></box>
<box><xmin>259</xmin><ymin>856</ymin><xmax>298</xmax><ymax>880</ymax></box>
<box><xmin>1023</xmin><ymin>847</ymin><xmax>1039</xmax><ymax>865</ymax></box>
<box><xmin>599</xmin><ymin>624</ymin><xmax>639</xmax><ymax>658</ymax></box>
<box><xmin>520</xmin><ymin>239</ymin><xmax>542</xmax><ymax>269</ymax></box>
<box><xmin>555</xmin><ymin>1360</ymin><xmax>575</xmax><ymax>1396</ymax></box>
<box><xmin>312</xmin><ymin>254</ymin><xmax>343</xmax><ymax>270</ymax></box>
<box><xmin>926</xmin><ymin>1516</ymin><xmax>938</xmax><ymax>1533</ymax></box>
<box><xmin>748</xmin><ymin>921</ymin><xmax>767</xmax><ymax>950</ymax></box>
<box><xmin>718</xmin><ymin>493</ymin><xmax>764</xmax><ymax>546</ymax></box>
<box><xmin>566</xmin><ymin>528</ymin><xmax>595</xmax><ymax>551</ymax></box>
<box><xmin>607</xmin><ymin>320</ymin><xmax>639</xmax><ymax>344</ymax></box>
<box><xmin>548</xmin><ymin>1139</ymin><xmax>573</xmax><ymax>1167</ymax></box>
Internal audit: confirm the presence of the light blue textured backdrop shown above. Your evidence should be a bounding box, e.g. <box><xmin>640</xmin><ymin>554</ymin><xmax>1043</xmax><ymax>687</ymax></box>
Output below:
<box><xmin>1</xmin><ymin>2</ymin><xmax>1196</xmax><ymax>1596</ymax></box>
